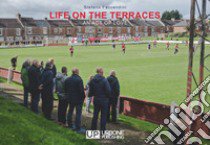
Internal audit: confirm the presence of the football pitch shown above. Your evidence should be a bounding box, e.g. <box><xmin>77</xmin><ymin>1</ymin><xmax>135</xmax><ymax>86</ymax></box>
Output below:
<box><xmin>0</xmin><ymin>43</ymin><xmax>209</xmax><ymax>105</ymax></box>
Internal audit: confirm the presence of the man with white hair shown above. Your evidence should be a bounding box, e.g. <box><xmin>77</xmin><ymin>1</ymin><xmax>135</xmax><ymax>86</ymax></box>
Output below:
<box><xmin>28</xmin><ymin>59</ymin><xmax>41</xmax><ymax>113</ymax></box>
<box><xmin>40</xmin><ymin>61</ymin><xmax>54</xmax><ymax>120</ymax></box>
<box><xmin>107</xmin><ymin>70</ymin><xmax>120</xmax><ymax>123</ymax></box>
<box><xmin>48</xmin><ymin>58</ymin><xmax>57</xmax><ymax>78</ymax></box>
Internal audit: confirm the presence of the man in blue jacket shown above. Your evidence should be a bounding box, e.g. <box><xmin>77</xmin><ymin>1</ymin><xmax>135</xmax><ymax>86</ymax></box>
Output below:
<box><xmin>28</xmin><ymin>60</ymin><xmax>41</xmax><ymax>114</ymax></box>
<box><xmin>64</xmin><ymin>68</ymin><xmax>85</xmax><ymax>132</ymax></box>
<box><xmin>89</xmin><ymin>68</ymin><xmax>111</xmax><ymax>131</ymax></box>
<box><xmin>40</xmin><ymin>62</ymin><xmax>54</xmax><ymax>120</ymax></box>
<box><xmin>107</xmin><ymin>70</ymin><xmax>120</xmax><ymax>123</ymax></box>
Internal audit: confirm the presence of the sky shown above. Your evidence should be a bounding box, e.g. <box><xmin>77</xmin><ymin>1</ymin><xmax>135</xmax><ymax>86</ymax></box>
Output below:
<box><xmin>0</xmin><ymin>0</ymin><xmax>209</xmax><ymax>19</ymax></box>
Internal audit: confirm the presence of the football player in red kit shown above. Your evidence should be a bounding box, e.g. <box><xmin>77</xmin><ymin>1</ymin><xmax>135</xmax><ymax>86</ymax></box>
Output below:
<box><xmin>174</xmin><ymin>44</ymin><xmax>179</xmax><ymax>54</ymax></box>
<box><xmin>166</xmin><ymin>42</ymin><xmax>170</xmax><ymax>50</ymax></box>
<box><xmin>69</xmin><ymin>46</ymin><xmax>74</xmax><ymax>57</ymax></box>
<box><xmin>153</xmin><ymin>40</ymin><xmax>157</xmax><ymax>48</ymax></box>
<box><xmin>82</xmin><ymin>39</ymin><xmax>84</xmax><ymax>45</ymax></box>
<box><xmin>122</xmin><ymin>43</ymin><xmax>126</xmax><ymax>54</ymax></box>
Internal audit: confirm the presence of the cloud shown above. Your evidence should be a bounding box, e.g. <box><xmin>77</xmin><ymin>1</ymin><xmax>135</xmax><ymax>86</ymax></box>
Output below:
<box><xmin>0</xmin><ymin>0</ymin><xmax>209</xmax><ymax>19</ymax></box>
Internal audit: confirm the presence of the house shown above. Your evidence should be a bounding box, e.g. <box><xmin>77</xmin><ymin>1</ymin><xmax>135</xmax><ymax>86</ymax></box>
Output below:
<box><xmin>17</xmin><ymin>14</ymin><xmax>46</xmax><ymax>44</ymax></box>
<box><xmin>173</xmin><ymin>20</ymin><xmax>189</xmax><ymax>33</ymax></box>
<box><xmin>34</xmin><ymin>20</ymin><xmax>50</xmax><ymax>44</ymax></box>
<box><xmin>129</xmin><ymin>19</ymin><xmax>148</xmax><ymax>37</ymax></box>
<box><xmin>0</xmin><ymin>23</ymin><xmax>5</xmax><ymax>45</ymax></box>
<box><xmin>0</xmin><ymin>18</ymin><xmax>23</xmax><ymax>45</ymax></box>
<box><xmin>70</xmin><ymin>19</ymin><xmax>132</xmax><ymax>40</ymax></box>
<box><xmin>70</xmin><ymin>19</ymin><xmax>97</xmax><ymax>39</ymax></box>
<box><xmin>145</xmin><ymin>20</ymin><xmax>165</xmax><ymax>37</ymax></box>
<box><xmin>162</xmin><ymin>20</ymin><xmax>181</xmax><ymax>33</ymax></box>
<box><xmin>129</xmin><ymin>19</ymin><xmax>165</xmax><ymax>37</ymax></box>
<box><xmin>101</xmin><ymin>19</ymin><xmax>132</xmax><ymax>38</ymax></box>
<box><xmin>47</xmin><ymin>19</ymin><xmax>73</xmax><ymax>44</ymax></box>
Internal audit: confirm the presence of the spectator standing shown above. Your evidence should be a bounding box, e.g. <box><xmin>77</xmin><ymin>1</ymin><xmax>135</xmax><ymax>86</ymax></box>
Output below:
<box><xmin>49</xmin><ymin>58</ymin><xmax>57</xmax><ymax>98</ymax></box>
<box><xmin>85</xmin><ymin>75</ymin><xmax>94</xmax><ymax>113</ymax></box>
<box><xmin>39</xmin><ymin>61</ymin><xmax>44</xmax><ymax>74</ymax></box>
<box><xmin>28</xmin><ymin>60</ymin><xmax>42</xmax><ymax>113</ymax></box>
<box><xmin>56</xmin><ymin>67</ymin><xmax>68</xmax><ymax>124</ymax></box>
<box><xmin>40</xmin><ymin>62</ymin><xmax>54</xmax><ymax>120</ymax></box>
<box><xmin>107</xmin><ymin>70</ymin><xmax>120</xmax><ymax>123</ymax></box>
<box><xmin>89</xmin><ymin>68</ymin><xmax>111</xmax><ymax>131</ymax></box>
<box><xmin>49</xmin><ymin>58</ymin><xmax>57</xmax><ymax>78</ymax></box>
<box><xmin>65</xmin><ymin>68</ymin><xmax>85</xmax><ymax>132</ymax></box>
<box><xmin>21</xmin><ymin>59</ymin><xmax>31</xmax><ymax>107</ymax></box>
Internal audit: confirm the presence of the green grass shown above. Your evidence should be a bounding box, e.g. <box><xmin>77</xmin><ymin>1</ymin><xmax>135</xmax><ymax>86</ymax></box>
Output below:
<box><xmin>0</xmin><ymin>77</ymin><xmax>22</xmax><ymax>90</ymax></box>
<box><xmin>0</xmin><ymin>96</ymin><xmax>98</xmax><ymax>145</ymax></box>
<box><xmin>0</xmin><ymin>44</ymin><xmax>210</xmax><ymax>105</ymax></box>
<box><xmin>118</xmin><ymin>115</ymin><xmax>159</xmax><ymax>132</ymax></box>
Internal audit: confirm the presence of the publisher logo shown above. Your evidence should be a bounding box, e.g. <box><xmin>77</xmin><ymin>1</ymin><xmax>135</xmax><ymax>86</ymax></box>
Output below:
<box><xmin>86</xmin><ymin>130</ymin><xmax>124</xmax><ymax>139</ymax></box>
<box><xmin>86</xmin><ymin>130</ymin><xmax>100</xmax><ymax>139</ymax></box>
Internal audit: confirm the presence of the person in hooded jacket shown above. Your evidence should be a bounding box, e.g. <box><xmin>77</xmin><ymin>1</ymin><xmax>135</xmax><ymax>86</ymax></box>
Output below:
<box><xmin>56</xmin><ymin>66</ymin><xmax>68</xmax><ymax>124</ymax></box>
<box><xmin>64</xmin><ymin>68</ymin><xmax>85</xmax><ymax>132</ymax></box>
<box><xmin>40</xmin><ymin>62</ymin><xmax>54</xmax><ymax>120</ymax></box>
<box><xmin>21</xmin><ymin>59</ymin><xmax>31</xmax><ymax>107</ymax></box>
<box><xmin>88</xmin><ymin>68</ymin><xmax>111</xmax><ymax>131</ymax></box>
<box><xmin>107</xmin><ymin>70</ymin><xmax>120</xmax><ymax>123</ymax></box>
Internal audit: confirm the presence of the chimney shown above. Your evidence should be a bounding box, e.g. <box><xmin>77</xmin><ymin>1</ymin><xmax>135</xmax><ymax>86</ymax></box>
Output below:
<box><xmin>68</xmin><ymin>16</ymin><xmax>71</xmax><ymax>21</ymax></box>
<box><xmin>171</xmin><ymin>18</ymin><xmax>175</xmax><ymax>21</ymax></box>
<box><xmin>16</xmin><ymin>13</ymin><xmax>21</xmax><ymax>20</ymax></box>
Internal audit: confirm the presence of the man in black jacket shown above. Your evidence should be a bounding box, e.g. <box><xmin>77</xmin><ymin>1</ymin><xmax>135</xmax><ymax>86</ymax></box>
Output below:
<box><xmin>28</xmin><ymin>60</ymin><xmax>41</xmax><ymax>114</ymax></box>
<box><xmin>40</xmin><ymin>62</ymin><xmax>54</xmax><ymax>120</ymax></box>
<box><xmin>64</xmin><ymin>68</ymin><xmax>85</xmax><ymax>131</ymax></box>
<box><xmin>89</xmin><ymin>68</ymin><xmax>111</xmax><ymax>131</ymax></box>
<box><xmin>49</xmin><ymin>58</ymin><xmax>57</xmax><ymax>78</ymax></box>
<box><xmin>49</xmin><ymin>58</ymin><xmax>57</xmax><ymax>99</ymax></box>
<box><xmin>107</xmin><ymin>70</ymin><xmax>120</xmax><ymax>123</ymax></box>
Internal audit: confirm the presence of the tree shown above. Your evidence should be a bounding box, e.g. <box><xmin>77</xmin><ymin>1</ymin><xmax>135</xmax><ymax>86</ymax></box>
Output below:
<box><xmin>161</xmin><ymin>11</ymin><xmax>171</xmax><ymax>20</ymax></box>
<box><xmin>161</xmin><ymin>10</ymin><xmax>183</xmax><ymax>20</ymax></box>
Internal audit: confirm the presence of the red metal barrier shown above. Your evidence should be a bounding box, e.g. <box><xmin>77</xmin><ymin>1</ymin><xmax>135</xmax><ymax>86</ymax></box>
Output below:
<box><xmin>0</xmin><ymin>67</ymin><xmax>8</xmax><ymax>79</ymax></box>
<box><xmin>120</xmin><ymin>96</ymin><xmax>170</xmax><ymax>125</ymax></box>
<box><xmin>0</xmin><ymin>67</ymin><xmax>22</xmax><ymax>84</ymax></box>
